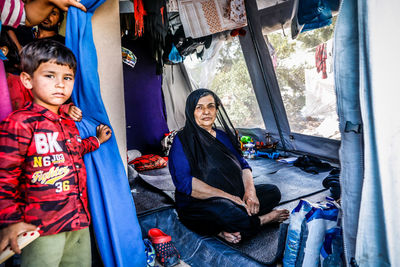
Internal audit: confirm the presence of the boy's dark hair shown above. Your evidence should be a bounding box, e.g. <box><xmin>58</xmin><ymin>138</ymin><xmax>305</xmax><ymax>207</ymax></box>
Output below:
<box><xmin>20</xmin><ymin>39</ymin><xmax>77</xmax><ymax>76</ymax></box>
<box><xmin>0</xmin><ymin>27</ymin><xmax>20</xmax><ymax>74</ymax></box>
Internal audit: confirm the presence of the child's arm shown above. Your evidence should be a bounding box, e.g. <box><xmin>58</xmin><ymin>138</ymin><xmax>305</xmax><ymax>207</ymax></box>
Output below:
<box><xmin>24</xmin><ymin>0</ymin><xmax>87</xmax><ymax>27</ymax></box>
<box><xmin>0</xmin><ymin>118</ymin><xmax>36</xmax><ymax>253</ymax></box>
<box><xmin>80</xmin><ymin>124</ymin><xmax>112</xmax><ymax>155</ymax></box>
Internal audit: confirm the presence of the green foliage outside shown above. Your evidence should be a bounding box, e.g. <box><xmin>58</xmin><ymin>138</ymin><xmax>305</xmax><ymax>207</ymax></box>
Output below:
<box><xmin>186</xmin><ymin>17</ymin><xmax>337</xmax><ymax>132</ymax></box>
<box><xmin>267</xmin><ymin>17</ymin><xmax>337</xmax><ymax>133</ymax></box>
<box><xmin>210</xmin><ymin>39</ymin><xmax>264</xmax><ymax>128</ymax></box>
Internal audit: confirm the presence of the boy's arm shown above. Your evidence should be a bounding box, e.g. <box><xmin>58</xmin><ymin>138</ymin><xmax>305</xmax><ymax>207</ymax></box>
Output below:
<box><xmin>80</xmin><ymin>124</ymin><xmax>112</xmax><ymax>155</ymax></box>
<box><xmin>80</xmin><ymin>136</ymin><xmax>100</xmax><ymax>155</ymax></box>
<box><xmin>0</xmin><ymin>118</ymin><xmax>31</xmax><ymax>228</ymax></box>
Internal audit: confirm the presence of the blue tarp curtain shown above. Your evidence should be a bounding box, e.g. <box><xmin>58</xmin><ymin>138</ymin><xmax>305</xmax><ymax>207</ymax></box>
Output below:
<box><xmin>65</xmin><ymin>2</ymin><xmax>146</xmax><ymax>267</ymax></box>
<box><xmin>335</xmin><ymin>0</ymin><xmax>400</xmax><ymax>266</ymax></box>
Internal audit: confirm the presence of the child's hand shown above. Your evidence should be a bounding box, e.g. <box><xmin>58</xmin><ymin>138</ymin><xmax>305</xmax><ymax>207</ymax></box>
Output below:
<box><xmin>50</xmin><ymin>0</ymin><xmax>87</xmax><ymax>12</ymax></box>
<box><xmin>68</xmin><ymin>105</ymin><xmax>82</xmax><ymax>122</ymax></box>
<box><xmin>96</xmin><ymin>124</ymin><xmax>112</xmax><ymax>144</ymax></box>
<box><xmin>0</xmin><ymin>222</ymin><xmax>38</xmax><ymax>254</ymax></box>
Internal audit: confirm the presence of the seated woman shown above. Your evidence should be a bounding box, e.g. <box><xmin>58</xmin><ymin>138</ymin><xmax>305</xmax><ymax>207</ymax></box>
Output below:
<box><xmin>169</xmin><ymin>89</ymin><xmax>289</xmax><ymax>244</ymax></box>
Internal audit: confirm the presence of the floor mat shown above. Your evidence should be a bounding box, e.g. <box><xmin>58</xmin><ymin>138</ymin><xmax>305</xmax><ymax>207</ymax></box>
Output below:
<box><xmin>137</xmin><ymin>158</ymin><xmax>331</xmax><ymax>207</ymax></box>
<box><xmin>139</xmin><ymin>168</ymin><xmax>175</xmax><ymax>201</ymax></box>
<box><xmin>129</xmin><ymin>172</ymin><xmax>174</xmax><ymax>215</ymax></box>
<box><xmin>249</xmin><ymin>158</ymin><xmax>331</xmax><ymax>203</ymax></box>
<box><xmin>220</xmin><ymin>223</ymin><xmax>289</xmax><ymax>265</ymax></box>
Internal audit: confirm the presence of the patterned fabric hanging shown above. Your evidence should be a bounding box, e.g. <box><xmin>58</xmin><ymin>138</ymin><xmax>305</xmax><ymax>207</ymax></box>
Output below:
<box><xmin>134</xmin><ymin>0</ymin><xmax>146</xmax><ymax>37</ymax></box>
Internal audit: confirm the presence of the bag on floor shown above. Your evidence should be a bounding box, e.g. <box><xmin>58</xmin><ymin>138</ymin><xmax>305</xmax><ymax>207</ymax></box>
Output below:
<box><xmin>283</xmin><ymin>198</ymin><xmax>343</xmax><ymax>267</ymax></box>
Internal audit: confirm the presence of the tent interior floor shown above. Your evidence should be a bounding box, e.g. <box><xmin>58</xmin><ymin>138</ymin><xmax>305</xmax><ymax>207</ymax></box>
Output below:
<box><xmin>131</xmin><ymin>156</ymin><xmax>335</xmax><ymax>266</ymax></box>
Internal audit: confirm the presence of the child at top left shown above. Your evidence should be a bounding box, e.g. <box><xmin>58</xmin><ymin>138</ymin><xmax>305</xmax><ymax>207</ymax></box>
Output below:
<box><xmin>0</xmin><ymin>0</ymin><xmax>86</xmax><ymax>28</ymax></box>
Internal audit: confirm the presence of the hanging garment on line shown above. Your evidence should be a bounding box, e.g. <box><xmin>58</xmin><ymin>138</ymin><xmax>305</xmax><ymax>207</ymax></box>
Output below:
<box><xmin>177</xmin><ymin>0</ymin><xmax>247</xmax><ymax>39</ymax></box>
<box><xmin>316</xmin><ymin>43</ymin><xmax>327</xmax><ymax>79</ymax></box>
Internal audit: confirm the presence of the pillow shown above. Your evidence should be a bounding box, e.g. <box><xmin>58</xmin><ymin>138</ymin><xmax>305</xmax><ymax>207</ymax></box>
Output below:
<box><xmin>129</xmin><ymin>154</ymin><xmax>168</xmax><ymax>171</ymax></box>
<box><xmin>127</xmin><ymin>149</ymin><xmax>142</xmax><ymax>163</ymax></box>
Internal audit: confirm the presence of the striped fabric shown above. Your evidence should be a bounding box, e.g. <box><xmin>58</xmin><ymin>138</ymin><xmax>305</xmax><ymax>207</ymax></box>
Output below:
<box><xmin>0</xmin><ymin>0</ymin><xmax>25</xmax><ymax>27</ymax></box>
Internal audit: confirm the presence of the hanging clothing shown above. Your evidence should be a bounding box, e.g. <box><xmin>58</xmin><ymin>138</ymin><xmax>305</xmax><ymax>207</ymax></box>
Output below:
<box><xmin>177</xmin><ymin>0</ymin><xmax>247</xmax><ymax>39</ymax></box>
<box><xmin>315</xmin><ymin>43</ymin><xmax>327</xmax><ymax>79</ymax></box>
<box><xmin>122</xmin><ymin>38</ymin><xmax>169</xmax><ymax>154</ymax></box>
<box><xmin>133</xmin><ymin>0</ymin><xmax>146</xmax><ymax>37</ymax></box>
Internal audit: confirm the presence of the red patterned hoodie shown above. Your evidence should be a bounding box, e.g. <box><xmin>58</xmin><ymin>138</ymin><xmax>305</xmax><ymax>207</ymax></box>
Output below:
<box><xmin>0</xmin><ymin>102</ymin><xmax>99</xmax><ymax>236</ymax></box>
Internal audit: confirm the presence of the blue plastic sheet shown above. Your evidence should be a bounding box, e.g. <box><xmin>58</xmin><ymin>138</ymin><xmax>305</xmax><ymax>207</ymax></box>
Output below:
<box><xmin>65</xmin><ymin>3</ymin><xmax>146</xmax><ymax>267</ymax></box>
<box><xmin>138</xmin><ymin>208</ymin><xmax>268</xmax><ymax>267</ymax></box>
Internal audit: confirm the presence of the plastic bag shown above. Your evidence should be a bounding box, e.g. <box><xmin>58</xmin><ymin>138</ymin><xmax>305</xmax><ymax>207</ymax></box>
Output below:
<box><xmin>283</xmin><ymin>198</ymin><xmax>343</xmax><ymax>267</ymax></box>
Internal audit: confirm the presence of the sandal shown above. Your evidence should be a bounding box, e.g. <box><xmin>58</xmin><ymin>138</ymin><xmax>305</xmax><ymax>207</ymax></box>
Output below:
<box><xmin>148</xmin><ymin>228</ymin><xmax>180</xmax><ymax>267</ymax></box>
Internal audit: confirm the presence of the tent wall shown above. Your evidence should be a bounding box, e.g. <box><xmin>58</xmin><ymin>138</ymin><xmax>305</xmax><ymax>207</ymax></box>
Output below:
<box><xmin>162</xmin><ymin>64</ymin><xmax>193</xmax><ymax>131</ymax></box>
<box><xmin>240</xmin><ymin>0</ymin><xmax>291</xmax><ymax>153</ymax></box>
<box><xmin>92</xmin><ymin>0</ymin><xmax>127</xmax><ymax>167</ymax></box>
<box><xmin>238</xmin><ymin>0</ymin><xmax>340</xmax><ymax>161</ymax></box>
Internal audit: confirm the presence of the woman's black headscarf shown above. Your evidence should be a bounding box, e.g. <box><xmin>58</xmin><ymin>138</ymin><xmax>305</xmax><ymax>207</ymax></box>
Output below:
<box><xmin>178</xmin><ymin>89</ymin><xmax>245</xmax><ymax>198</ymax></box>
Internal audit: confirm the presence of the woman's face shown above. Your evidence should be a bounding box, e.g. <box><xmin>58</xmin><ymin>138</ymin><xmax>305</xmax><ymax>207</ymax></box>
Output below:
<box><xmin>194</xmin><ymin>94</ymin><xmax>217</xmax><ymax>130</ymax></box>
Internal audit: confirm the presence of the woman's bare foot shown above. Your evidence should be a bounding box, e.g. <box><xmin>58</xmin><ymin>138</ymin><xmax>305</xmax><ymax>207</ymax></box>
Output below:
<box><xmin>218</xmin><ymin>231</ymin><xmax>241</xmax><ymax>243</ymax></box>
<box><xmin>259</xmin><ymin>209</ymin><xmax>290</xmax><ymax>225</ymax></box>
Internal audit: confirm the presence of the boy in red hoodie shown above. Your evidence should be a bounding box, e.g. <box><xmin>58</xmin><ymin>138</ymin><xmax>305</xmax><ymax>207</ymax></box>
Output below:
<box><xmin>0</xmin><ymin>39</ymin><xmax>111</xmax><ymax>267</ymax></box>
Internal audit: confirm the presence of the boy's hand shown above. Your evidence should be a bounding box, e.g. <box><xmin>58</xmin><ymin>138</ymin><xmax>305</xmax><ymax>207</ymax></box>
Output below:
<box><xmin>96</xmin><ymin>124</ymin><xmax>112</xmax><ymax>144</ymax></box>
<box><xmin>0</xmin><ymin>222</ymin><xmax>38</xmax><ymax>254</ymax></box>
<box><xmin>68</xmin><ymin>105</ymin><xmax>82</xmax><ymax>122</ymax></box>
<box><xmin>50</xmin><ymin>0</ymin><xmax>87</xmax><ymax>12</ymax></box>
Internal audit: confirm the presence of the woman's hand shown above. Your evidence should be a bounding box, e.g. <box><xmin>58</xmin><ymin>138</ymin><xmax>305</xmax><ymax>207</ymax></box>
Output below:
<box><xmin>191</xmin><ymin>178</ymin><xmax>252</xmax><ymax>216</ymax></box>
<box><xmin>242</xmin><ymin>168</ymin><xmax>259</xmax><ymax>215</ymax></box>
<box><xmin>243</xmin><ymin>191</ymin><xmax>260</xmax><ymax>215</ymax></box>
<box><xmin>228</xmin><ymin>195</ymin><xmax>252</xmax><ymax>216</ymax></box>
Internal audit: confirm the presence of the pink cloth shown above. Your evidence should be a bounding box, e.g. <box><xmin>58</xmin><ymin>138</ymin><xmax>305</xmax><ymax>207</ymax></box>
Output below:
<box><xmin>0</xmin><ymin>61</ymin><xmax>12</xmax><ymax>121</ymax></box>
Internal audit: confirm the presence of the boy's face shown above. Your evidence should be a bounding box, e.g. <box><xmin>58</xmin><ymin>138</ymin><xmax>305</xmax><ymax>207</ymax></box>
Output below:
<box><xmin>21</xmin><ymin>61</ymin><xmax>75</xmax><ymax>114</ymax></box>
